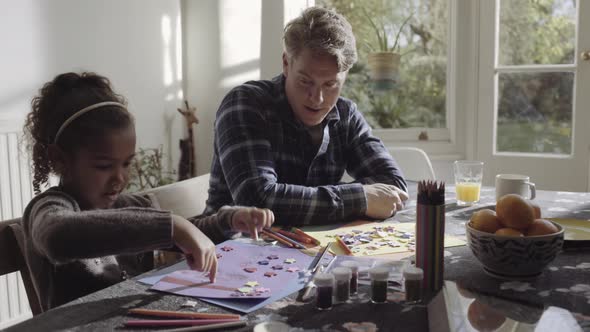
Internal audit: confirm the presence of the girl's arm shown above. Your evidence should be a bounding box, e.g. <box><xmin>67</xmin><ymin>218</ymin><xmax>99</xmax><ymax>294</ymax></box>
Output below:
<box><xmin>189</xmin><ymin>206</ymin><xmax>275</xmax><ymax>242</ymax></box>
<box><xmin>25</xmin><ymin>192</ymin><xmax>173</xmax><ymax>264</ymax></box>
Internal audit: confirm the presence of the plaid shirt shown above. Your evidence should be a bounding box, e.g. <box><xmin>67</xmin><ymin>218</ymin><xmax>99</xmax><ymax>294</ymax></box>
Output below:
<box><xmin>204</xmin><ymin>75</ymin><xmax>407</xmax><ymax>225</ymax></box>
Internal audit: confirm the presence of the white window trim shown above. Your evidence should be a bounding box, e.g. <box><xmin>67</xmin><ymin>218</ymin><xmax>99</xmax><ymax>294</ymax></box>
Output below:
<box><xmin>281</xmin><ymin>1</ymin><xmax>481</xmax><ymax>159</ymax></box>
<box><xmin>374</xmin><ymin>0</ymin><xmax>480</xmax><ymax>159</ymax></box>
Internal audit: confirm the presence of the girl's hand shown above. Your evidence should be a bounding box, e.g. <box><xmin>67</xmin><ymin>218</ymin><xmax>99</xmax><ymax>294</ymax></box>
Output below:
<box><xmin>172</xmin><ymin>215</ymin><xmax>217</xmax><ymax>282</ymax></box>
<box><xmin>231</xmin><ymin>207</ymin><xmax>275</xmax><ymax>240</ymax></box>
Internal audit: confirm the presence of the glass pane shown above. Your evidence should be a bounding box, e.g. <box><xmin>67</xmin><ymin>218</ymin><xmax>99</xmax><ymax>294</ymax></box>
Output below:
<box><xmin>496</xmin><ymin>72</ymin><xmax>573</xmax><ymax>154</ymax></box>
<box><xmin>317</xmin><ymin>0</ymin><xmax>448</xmax><ymax>129</ymax></box>
<box><xmin>499</xmin><ymin>0</ymin><xmax>576</xmax><ymax>65</ymax></box>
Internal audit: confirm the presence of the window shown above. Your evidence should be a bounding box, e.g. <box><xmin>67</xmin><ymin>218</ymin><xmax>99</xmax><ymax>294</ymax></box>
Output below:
<box><xmin>317</xmin><ymin>0</ymin><xmax>450</xmax><ymax>131</ymax></box>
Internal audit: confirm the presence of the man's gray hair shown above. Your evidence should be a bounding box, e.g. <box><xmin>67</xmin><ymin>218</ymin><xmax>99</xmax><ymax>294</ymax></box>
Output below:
<box><xmin>283</xmin><ymin>6</ymin><xmax>357</xmax><ymax>72</ymax></box>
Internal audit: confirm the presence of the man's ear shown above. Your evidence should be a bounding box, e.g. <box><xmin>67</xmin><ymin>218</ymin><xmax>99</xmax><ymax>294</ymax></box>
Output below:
<box><xmin>48</xmin><ymin>144</ymin><xmax>67</xmax><ymax>175</ymax></box>
<box><xmin>282</xmin><ymin>52</ymin><xmax>290</xmax><ymax>77</ymax></box>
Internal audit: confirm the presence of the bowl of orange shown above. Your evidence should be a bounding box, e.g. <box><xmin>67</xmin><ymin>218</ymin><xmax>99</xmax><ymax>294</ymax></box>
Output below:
<box><xmin>466</xmin><ymin>194</ymin><xmax>564</xmax><ymax>280</ymax></box>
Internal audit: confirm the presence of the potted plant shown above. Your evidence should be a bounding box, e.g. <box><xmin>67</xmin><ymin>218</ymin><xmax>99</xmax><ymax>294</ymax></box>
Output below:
<box><xmin>126</xmin><ymin>146</ymin><xmax>176</xmax><ymax>192</ymax></box>
<box><xmin>363</xmin><ymin>10</ymin><xmax>413</xmax><ymax>89</ymax></box>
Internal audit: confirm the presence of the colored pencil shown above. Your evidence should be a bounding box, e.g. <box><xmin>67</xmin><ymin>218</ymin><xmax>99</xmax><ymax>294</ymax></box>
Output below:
<box><xmin>334</xmin><ymin>235</ymin><xmax>353</xmax><ymax>256</ymax></box>
<box><xmin>260</xmin><ymin>228</ymin><xmax>294</xmax><ymax>247</ymax></box>
<box><xmin>160</xmin><ymin>320</ymin><xmax>247</xmax><ymax>332</ymax></box>
<box><xmin>275</xmin><ymin>229</ymin><xmax>312</xmax><ymax>244</ymax></box>
<box><xmin>293</xmin><ymin>228</ymin><xmax>321</xmax><ymax>245</ymax></box>
<box><xmin>124</xmin><ymin>318</ymin><xmax>239</xmax><ymax>327</ymax></box>
<box><xmin>127</xmin><ymin>308</ymin><xmax>240</xmax><ymax>320</ymax></box>
<box><xmin>262</xmin><ymin>228</ymin><xmax>306</xmax><ymax>249</ymax></box>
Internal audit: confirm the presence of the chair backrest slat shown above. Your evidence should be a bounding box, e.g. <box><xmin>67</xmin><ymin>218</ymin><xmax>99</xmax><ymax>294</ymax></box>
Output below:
<box><xmin>0</xmin><ymin>218</ymin><xmax>42</xmax><ymax>315</ymax></box>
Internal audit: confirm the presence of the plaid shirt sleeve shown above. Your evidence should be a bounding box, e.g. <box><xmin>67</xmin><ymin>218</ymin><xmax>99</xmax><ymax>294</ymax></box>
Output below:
<box><xmin>345</xmin><ymin>104</ymin><xmax>408</xmax><ymax>193</ymax></box>
<box><xmin>214</xmin><ymin>87</ymin><xmax>368</xmax><ymax>226</ymax></box>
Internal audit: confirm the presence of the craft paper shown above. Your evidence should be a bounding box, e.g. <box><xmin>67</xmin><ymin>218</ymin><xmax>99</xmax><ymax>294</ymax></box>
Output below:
<box><xmin>147</xmin><ymin>240</ymin><xmax>317</xmax><ymax>311</ymax></box>
<box><xmin>302</xmin><ymin>221</ymin><xmax>465</xmax><ymax>256</ymax></box>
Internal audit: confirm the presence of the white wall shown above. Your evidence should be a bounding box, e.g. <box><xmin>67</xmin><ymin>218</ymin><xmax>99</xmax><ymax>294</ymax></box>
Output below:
<box><xmin>182</xmin><ymin>0</ymin><xmax>308</xmax><ymax>175</ymax></box>
<box><xmin>0</xmin><ymin>0</ymin><xmax>184</xmax><ymax>171</ymax></box>
<box><xmin>0</xmin><ymin>0</ymin><xmax>47</xmax><ymax>131</ymax></box>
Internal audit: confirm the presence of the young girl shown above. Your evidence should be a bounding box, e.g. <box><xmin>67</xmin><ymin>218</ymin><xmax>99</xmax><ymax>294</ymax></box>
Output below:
<box><xmin>22</xmin><ymin>72</ymin><xmax>274</xmax><ymax>312</ymax></box>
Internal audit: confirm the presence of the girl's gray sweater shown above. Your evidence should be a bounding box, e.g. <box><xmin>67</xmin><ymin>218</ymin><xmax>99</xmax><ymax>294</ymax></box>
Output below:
<box><xmin>22</xmin><ymin>187</ymin><xmax>237</xmax><ymax>312</ymax></box>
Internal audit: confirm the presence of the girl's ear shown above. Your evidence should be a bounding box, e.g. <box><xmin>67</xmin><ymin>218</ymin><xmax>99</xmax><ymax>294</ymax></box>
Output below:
<box><xmin>48</xmin><ymin>144</ymin><xmax>67</xmax><ymax>175</ymax></box>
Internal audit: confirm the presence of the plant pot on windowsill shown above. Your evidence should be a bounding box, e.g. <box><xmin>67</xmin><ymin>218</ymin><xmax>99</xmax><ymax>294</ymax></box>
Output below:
<box><xmin>368</xmin><ymin>52</ymin><xmax>400</xmax><ymax>90</ymax></box>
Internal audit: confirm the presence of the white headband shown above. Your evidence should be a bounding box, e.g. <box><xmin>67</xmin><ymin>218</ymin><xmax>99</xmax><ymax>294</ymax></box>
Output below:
<box><xmin>53</xmin><ymin>101</ymin><xmax>127</xmax><ymax>144</ymax></box>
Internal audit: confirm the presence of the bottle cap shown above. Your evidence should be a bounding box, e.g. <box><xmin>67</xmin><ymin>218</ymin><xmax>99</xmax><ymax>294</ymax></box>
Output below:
<box><xmin>339</xmin><ymin>260</ymin><xmax>360</xmax><ymax>272</ymax></box>
<box><xmin>403</xmin><ymin>266</ymin><xmax>424</xmax><ymax>280</ymax></box>
<box><xmin>369</xmin><ymin>266</ymin><xmax>390</xmax><ymax>280</ymax></box>
<box><xmin>331</xmin><ymin>267</ymin><xmax>351</xmax><ymax>280</ymax></box>
<box><xmin>314</xmin><ymin>272</ymin><xmax>334</xmax><ymax>287</ymax></box>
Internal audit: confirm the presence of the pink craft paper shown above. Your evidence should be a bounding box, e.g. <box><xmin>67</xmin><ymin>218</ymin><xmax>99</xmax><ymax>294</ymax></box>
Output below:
<box><xmin>151</xmin><ymin>240</ymin><xmax>313</xmax><ymax>299</ymax></box>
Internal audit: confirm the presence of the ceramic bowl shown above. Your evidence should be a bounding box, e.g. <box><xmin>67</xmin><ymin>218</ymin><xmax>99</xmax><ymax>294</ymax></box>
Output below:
<box><xmin>466</xmin><ymin>221</ymin><xmax>564</xmax><ymax>280</ymax></box>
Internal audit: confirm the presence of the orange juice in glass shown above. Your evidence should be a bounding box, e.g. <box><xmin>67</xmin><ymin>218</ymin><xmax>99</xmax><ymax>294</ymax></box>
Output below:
<box><xmin>453</xmin><ymin>161</ymin><xmax>484</xmax><ymax>206</ymax></box>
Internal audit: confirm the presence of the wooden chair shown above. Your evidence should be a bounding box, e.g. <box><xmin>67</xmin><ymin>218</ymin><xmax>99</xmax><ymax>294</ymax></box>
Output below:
<box><xmin>389</xmin><ymin>147</ymin><xmax>436</xmax><ymax>181</ymax></box>
<box><xmin>0</xmin><ymin>218</ymin><xmax>42</xmax><ymax>315</ymax></box>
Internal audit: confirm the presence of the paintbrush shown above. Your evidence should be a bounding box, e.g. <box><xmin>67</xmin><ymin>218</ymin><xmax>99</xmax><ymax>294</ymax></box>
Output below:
<box><xmin>297</xmin><ymin>242</ymin><xmax>334</xmax><ymax>301</ymax></box>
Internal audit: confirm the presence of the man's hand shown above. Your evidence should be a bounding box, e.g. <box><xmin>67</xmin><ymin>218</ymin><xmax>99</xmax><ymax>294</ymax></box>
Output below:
<box><xmin>231</xmin><ymin>207</ymin><xmax>275</xmax><ymax>240</ymax></box>
<box><xmin>172</xmin><ymin>215</ymin><xmax>218</xmax><ymax>282</ymax></box>
<box><xmin>363</xmin><ymin>183</ymin><xmax>409</xmax><ymax>219</ymax></box>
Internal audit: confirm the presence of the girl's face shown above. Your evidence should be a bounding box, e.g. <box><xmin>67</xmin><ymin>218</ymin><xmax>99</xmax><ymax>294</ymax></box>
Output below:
<box><xmin>61</xmin><ymin>126</ymin><xmax>136</xmax><ymax>210</ymax></box>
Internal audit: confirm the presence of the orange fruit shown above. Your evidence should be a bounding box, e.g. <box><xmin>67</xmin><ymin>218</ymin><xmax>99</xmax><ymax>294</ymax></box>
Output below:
<box><xmin>526</xmin><ymin>219</ymin><xmax>559</xmax><ymax>236</ymax></box>
<box><xmin>529</xmin><ymin>201</ymin><xmax>541</xmax><ymax>219</ymax></box>
<box><xmin>495</xmin><ymin>194</ymin><xmax>535</xmax><ymax>230</ymax></box>
<box><xmin>470</xmin><ymin>209</ymin><xmax>502</xmax><ymax>234</ymax></box>
<box><xmin>467</xmin><ymin>300</ymin><xmax>506</xmax><ymax>331</ymax></box>
<box><xmin>456</xmin><ymin>281</ymin><xmax>475</xmax><ymax>299</ymax></box>
<box><xmin>494</xmin><ymin>228</ymin><xmax>524</xmax><ymax>237</ymax></box>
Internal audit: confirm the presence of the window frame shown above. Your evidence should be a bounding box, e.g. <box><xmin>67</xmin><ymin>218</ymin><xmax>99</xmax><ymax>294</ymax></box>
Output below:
<box><xmin>280</xmin><ymin>1</ymin><xmax>480</xmax><ymax>159</ymax></box>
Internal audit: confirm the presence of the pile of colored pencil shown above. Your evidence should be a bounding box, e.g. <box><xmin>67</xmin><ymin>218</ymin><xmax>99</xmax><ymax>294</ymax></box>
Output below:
<box><xmin>125</xmin><ymin>308</ymin><xmax>245</xmax><ymax>331</ymax></box>
<box><xmin>415</xmin><ymin>180</ymin><xmax>445</xmax><ymax>298</ymax></box>
<box><xmin>261</xmin><ymin>227</ymin><xmax>320</xmax><ymax>249</ymax></box>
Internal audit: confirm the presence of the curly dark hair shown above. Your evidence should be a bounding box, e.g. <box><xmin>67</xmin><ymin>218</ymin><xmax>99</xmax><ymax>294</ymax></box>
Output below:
<box><xmin>24</xmin><ymin>72</ymin><xmax>134</xmax><ymax>194</ymax></box>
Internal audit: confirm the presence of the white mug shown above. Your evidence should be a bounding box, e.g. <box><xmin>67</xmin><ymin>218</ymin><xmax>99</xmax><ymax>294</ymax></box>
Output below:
<box><xmin>495</xmin><ymin>174</ymin><xmax>536</xmax><ymax>201</ymax></box>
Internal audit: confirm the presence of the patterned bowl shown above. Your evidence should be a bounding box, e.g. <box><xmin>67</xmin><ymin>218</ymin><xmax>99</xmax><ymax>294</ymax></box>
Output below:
<box><xmin>466</xmin><ymin>221</ymin><xmax>564</xmax><ymax>280</ymax></box>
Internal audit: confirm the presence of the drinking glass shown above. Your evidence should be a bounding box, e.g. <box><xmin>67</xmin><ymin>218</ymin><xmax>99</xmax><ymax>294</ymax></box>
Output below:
<box><xmin>453</xmin><ymin>161</ymin><xmax>484</xmax><ymax>206</ymax></box>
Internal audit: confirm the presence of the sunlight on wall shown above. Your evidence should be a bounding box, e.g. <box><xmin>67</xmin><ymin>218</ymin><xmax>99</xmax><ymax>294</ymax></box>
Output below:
<box><xmin>175</xmin><ymin>14</ymin><xmax>183</xmax><ymax>82</ymax></box>
<box><xmin>219</xmin><ymin>0</ymin><xmax>261</xmax><ymax>89</ymax></box>
<box><xmin>161</xmin><ymin>15</ymin><xmax>174</xmax><ymax>86</ymax></box>
<box><xmin>160</xmin><ymin>11</ymin><xmax>184</xmax><ymax>173</ymax></box>
<box><xmin>161</xmin><ymin>14</ymin><xmax>184</xmax><ymax>101</ymax></box>
<box><xmin>220</xmin><ymin>69</ymin><xmax>261</xmax><ymax>88</ymax></box>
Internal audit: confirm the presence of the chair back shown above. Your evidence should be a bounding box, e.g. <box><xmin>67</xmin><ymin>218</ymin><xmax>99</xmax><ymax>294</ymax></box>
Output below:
<box><xmin>389</xmin><ymin>147</ymin><xmax>436</xmax><ymax>181</ymax></box>
<box><xmin>0</xmin><ymin>218</ymin><xmax>42</xmax><ymax>315</ymax></box>
<box><xmin>140</xmin><ymin>173</ymin><xmax>210</xmax><ymax>218</ymax></box>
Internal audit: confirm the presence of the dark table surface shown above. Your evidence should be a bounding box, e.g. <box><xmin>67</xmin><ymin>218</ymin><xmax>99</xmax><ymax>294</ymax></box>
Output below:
<box><xmin>6</xmin><ymin>184</ymin><xmax>590</xmax><ymax>331</ymax></box>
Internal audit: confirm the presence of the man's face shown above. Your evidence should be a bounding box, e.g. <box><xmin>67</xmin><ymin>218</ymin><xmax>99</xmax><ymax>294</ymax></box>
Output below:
<box><xmin>60</xmin><ymin>126</ymin><xmax>136</xmax><ymax>210</ymax></box>
<box><xmin>283</xmin><ymin>48</ymin><xmax>347</xmax><ymax>127</ymax></box>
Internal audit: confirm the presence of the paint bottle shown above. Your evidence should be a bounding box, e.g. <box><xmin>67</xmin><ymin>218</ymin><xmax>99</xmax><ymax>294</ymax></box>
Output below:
<box><xmin>332</xmin><ymin>267</ymin><xmax>351</xmax><ymax>303</ymax></box>
<box><xmin>314</xmin><ymin>273</ymin><xmax>334</xmax><ymax>310</ymax></box>
<box><xmin>403</xmin><ymin>266</ymin><xmax>424</xmax><ymax>304</ymax></box>
<box><xmin>340</xmin><ymin>260</ymin><xmax>359</xmax><ymax>295</ymax></box>
<box><xmin>369</xmin><ymin>266</ymin><xmax>389</xmax><ymax>304</ymax></box>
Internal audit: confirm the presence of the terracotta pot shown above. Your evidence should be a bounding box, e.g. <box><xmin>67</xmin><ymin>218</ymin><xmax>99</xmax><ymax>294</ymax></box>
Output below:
<box><xmin>367</xmin><ymin>52</ymin><xmax>401</xmax><ymax>81</ymax></box>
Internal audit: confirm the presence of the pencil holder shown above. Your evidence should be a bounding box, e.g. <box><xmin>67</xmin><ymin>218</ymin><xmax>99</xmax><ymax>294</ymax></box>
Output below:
<box><xmin>415</xmin><ymin>181</ymin><xmax>445</xmax><ymax>298</ymax></box>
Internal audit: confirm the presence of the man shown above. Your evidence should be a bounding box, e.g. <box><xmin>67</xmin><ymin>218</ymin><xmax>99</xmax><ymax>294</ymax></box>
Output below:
<box><xmin>205</xmin><ymin>7</ymin><xmax>408</xmax><ymax>225</ymax></box>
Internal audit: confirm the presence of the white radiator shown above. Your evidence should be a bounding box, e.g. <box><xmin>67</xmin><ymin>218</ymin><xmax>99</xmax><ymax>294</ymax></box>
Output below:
<box><xmin>0</xmin><ymin>131</ymin><xmax>34</xmax><ymax>328</ymax></box>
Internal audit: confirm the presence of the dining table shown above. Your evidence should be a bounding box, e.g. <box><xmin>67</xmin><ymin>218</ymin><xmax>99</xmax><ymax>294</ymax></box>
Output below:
<box><xmin>5</xmin><ymin>182</ymin><xmax>590</xmax><ymax>332</ymax></box>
